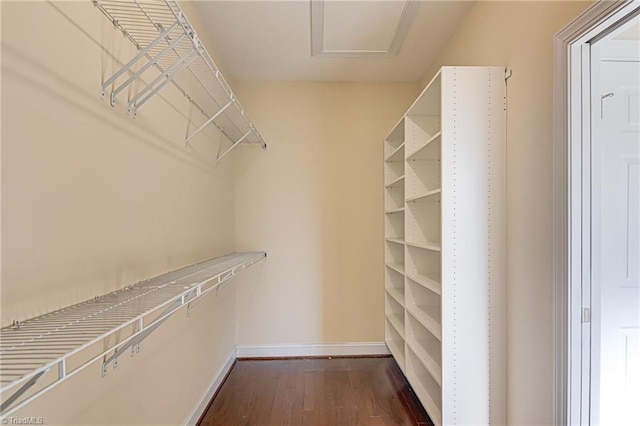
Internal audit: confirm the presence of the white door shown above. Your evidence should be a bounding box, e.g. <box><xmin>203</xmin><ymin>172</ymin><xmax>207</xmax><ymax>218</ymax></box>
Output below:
<box><xmin>591</xmin><ymin>43</ymin><xmax>640</xmax><ymax>426</ymax></box>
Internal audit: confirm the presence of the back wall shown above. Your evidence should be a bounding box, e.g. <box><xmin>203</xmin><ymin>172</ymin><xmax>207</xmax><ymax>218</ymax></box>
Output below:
<box><xmin>233</xmin><ymin>82</ymin><xmax>418</xmax><ymax>349</ymax></box>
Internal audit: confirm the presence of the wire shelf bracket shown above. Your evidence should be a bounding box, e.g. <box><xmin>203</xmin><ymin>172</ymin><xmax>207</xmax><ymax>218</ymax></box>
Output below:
<box><xmin>0</xmin><ymin>251</ymin><xmax>266</xmax><ymax>419</ymax></box>
<box><xmin>94</xmin><ymin>0</ymin><xmax>267</xmax><ymax>159</ymax></box>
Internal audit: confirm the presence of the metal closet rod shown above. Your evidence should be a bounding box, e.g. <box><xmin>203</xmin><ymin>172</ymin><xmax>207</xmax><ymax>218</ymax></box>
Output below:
<box><xmin>94</xmin><ymin>0</ymin><xmax>267</xmax><ymax>158</ymax></box>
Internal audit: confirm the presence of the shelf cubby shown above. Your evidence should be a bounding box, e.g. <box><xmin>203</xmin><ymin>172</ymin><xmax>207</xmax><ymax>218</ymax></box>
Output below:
<box><xmin>407</xmin><ymin>347</ymin><xmax>442</xmax><ymax>426</ymax></box>
<box><xmin>406</xmin><ymin>272</ymin><xmax>442</xmax><ymax>296</ymax></box>
<box><xmin>384</xmin><ymin>211</ymin><xmax>404</xmax><ymax>241</ymax></box>
<box><xmin>385</xmin><ymin>175</ymin><xmax>405</xmax><ymax>189</ymax></box>
<box><xmin>386</xmin><ymin>287</ymin><xmax>405</xmax><ymax>307</ymax></box>
<box><xmin>385</xmin><ymin>240</ymin><xmax>405</xmax><ymax>268</ymax></box>
<box><xmin>384</xmin><ymin>118</ymin><xmax>405</xmax><ymax>158</ymax></box>
<box><xmin>385</xmin><ymin>143</ymin><xmax>405</xmax><ymax>163</ymax></box>
<box><xmin>385</xmin><ymin>180</ymin><xmax>405</xmax><ymax>212</ymax></box>
<box><xmin>405</xmin><ymin>116</ymin><xmax>441</xmax><ymax>156</ymax></box>
<box><xmin>385</xmin><ymin>262</ymin><xmax>405</xmax><ymax>276</ymax></box>
<box><xmin>407</xmin><ymin>131</ymin><xmax>442</xmax><ymax>161</ymax></box>
<box><xmin>406</xmin><ymin>313</ymin><xmax>442</xmax><ymax>386</ymax></box>
<box><xmin>406</xmin><ymin>158</ymin><xmax>441</xmax><ymax>200</ymax></box>
<box><xmin>405</xmin><ymin>246</ymin><xmax>441</xmax><ymax>295</ymax></box>
<box><xmin>384</xmin><ymin>158</ymin><xmax>404</xmax><ymax>185</ymax></box>
<box><xmin>385</xmin><ymin>265</ymin><xmax>405</xmax><ymax>306</ymax></box>
<box><xmin>406</xmin><ymin>200</ymin><xmax>441</xmax><ymax>251</ymax></box>
<box><xmin>408</xmin><ymin>71</ymin><xmax>442</xmax><ymax>117</ymax></box>
<box><xmin>406</xmin><ymin>278</ymin><xmax>441</xmax><ymax>341</ymax></box>
<box><xmin>385</xmin><ymin>320</ymin><xmax>406</xmax><ymax>371</ymax></box>
<box><xmin>385</xmin><ymin>296</ymin><xmax>405</xmax><ymax>339</ymax></box>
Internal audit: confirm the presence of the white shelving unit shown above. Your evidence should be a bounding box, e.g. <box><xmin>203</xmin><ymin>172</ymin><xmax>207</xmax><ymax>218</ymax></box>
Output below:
<box><xmin>94</xmin><ymin>0</ymin><xmax>266</xmax><ymax>160</ymax></box>
<box><xmin>383</xmin><ymin>67</ymin><xmax>506</xmax><ymax>426</ymax></box>
<box><xmin>0</xmin><ymin>251</ymin><xmax>266</xmax><ymax>419</ymax></box>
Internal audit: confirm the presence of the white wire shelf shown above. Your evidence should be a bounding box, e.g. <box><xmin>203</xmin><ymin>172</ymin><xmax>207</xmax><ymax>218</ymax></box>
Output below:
<box><xmin>0</xmin><ymin>251</ymin><xmax>266</xmax><ymax>418</ymax></box>
<box><xmin>94</xmin><ymin>0</ymin><xmax>266</xmax><ymax>160</ymax></box>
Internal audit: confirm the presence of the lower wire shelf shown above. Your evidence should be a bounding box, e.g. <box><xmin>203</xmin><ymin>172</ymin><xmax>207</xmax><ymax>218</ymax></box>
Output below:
<box><xmin>0</xmin><ymin>251</ymin><xmax>266</xmax><ymax>418</ymax></box>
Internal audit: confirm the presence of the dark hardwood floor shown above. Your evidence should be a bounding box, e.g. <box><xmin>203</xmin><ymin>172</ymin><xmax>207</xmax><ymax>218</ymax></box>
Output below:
<box><xmin>198</xmin><ymin>356</ymin><xmax>433</xmax><ymax>426</ymax></box>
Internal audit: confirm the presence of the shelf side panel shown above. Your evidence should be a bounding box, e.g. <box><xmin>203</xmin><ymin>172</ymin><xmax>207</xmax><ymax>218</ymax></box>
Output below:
<box><xmin>440</xmin><ymin>66</ymin><xmax>506</xmax><ymax>425</ymax></box>
<box><xmin>486</xmin><ymin>67</ymin><xmax>507</xmax><ymax>426</ymax></box>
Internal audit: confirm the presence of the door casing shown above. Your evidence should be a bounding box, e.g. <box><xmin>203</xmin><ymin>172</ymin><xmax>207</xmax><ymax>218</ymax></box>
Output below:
<box><xmin>553</xmin><ymin>1</ymin><xmax>640</xmax><ymax>425</ymax></box>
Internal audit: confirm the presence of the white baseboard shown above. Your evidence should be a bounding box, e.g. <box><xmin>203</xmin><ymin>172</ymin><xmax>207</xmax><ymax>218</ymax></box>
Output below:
<box><xmin>236</xmin><ymin>342</ymin><xmax>390</xmax><ymax>358</ymax></box>
<box><xmin>184</xmin><ymin>348</ymin><xmax>237</xmax><ymax>426</ymax></box>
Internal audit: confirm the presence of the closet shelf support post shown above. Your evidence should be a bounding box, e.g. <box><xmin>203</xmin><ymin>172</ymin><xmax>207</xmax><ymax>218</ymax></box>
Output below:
<box><xmin>100</xmin><ymin>20</ymin><xmax>180</xmax><ymax>102</ymax></box>
<box><xmin>217</xmin><ymin>130</ymin><xmax>252</xmax><ymax>161</ymax></box>
<box><xmin>0</xmin><ymin>371</ymin><xmax>47</xmax><ymax>414</ymax></box>
<box><xmin>185</xmin><ymin>99</ymin><xmax>234</xmax><ymax>144</ymax></box>
<box><xmin>127</xmin><ymin>49</ymin><xmax>199</xmax><ymax>117</ymax></box>
<box><xmin>109</xmin><ymin>32</ymin><xmax>187</xmax><ymax>108</ymax></box>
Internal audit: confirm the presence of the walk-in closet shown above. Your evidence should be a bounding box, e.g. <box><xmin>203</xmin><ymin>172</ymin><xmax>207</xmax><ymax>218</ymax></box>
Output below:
<box><xmin>1</xmin><ymin>1</ymin><xmax>619</xmax><ymax>425</ymax></box>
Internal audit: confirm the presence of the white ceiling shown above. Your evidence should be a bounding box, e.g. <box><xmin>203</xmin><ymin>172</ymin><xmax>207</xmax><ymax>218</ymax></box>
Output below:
<box><xmin>191</xmin><ymin>0</ymin><xmax>475</xmax><ymax>82</ymax></box>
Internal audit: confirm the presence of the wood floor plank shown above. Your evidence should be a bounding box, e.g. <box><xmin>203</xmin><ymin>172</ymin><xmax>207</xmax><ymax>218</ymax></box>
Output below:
<box><xmin>198</xmin><ymin>356</ymin><xmax>433</xmax><ymax>426</ymax></box>
<box><xmin>303</xmin><ymin>372</ymin><xmax>315</xmax><ymax>412</ymax></box>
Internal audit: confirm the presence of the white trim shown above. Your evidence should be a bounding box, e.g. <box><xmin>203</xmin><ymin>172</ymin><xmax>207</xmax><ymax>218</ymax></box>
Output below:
<box><xmin>553</xmin><ymin>1</ymin><xmax>640</xmax><ymax>425</ymax></box>
<box><xmin>184</xmin><ymin>349</ymin><xmax>237</xmax><ymax>426</ymax></box>
<box><xmin>236</xmin><ymin>342</ymin><xmax>390</xmax><ymax>358</ymax></box>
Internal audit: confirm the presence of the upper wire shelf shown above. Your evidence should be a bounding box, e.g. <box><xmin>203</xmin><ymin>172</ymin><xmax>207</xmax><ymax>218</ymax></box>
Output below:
<box><xmin>94</xmin><ymin>0</ymin><xmax>266</xmax><ymax>160</ymax></box>
<box><xmin>0</xmin><ymin>251</ymin><xmax>266</xmax><ymax>419</ymax></box>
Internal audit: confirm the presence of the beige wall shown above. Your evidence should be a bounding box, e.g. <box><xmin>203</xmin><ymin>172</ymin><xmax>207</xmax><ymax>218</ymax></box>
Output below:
<box><xmin>233</xmin><ymin>82</ymin><xmax>418</xmax><ymax>346</ymax></box>
<box><xmin>1</xmin><ymin>1</ymin><xmax>238</xmax><ymax>423</ymax></box>
<box><xmin>417</xmin><ymin>1</ymin><xmax>591</xmax><ymax>424</ymax></box>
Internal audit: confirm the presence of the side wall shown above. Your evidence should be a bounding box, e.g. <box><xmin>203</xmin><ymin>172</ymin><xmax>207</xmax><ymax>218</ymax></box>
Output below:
<box><xmin>233</xmin><ymin>82</ymin><xmax>418</xmax><ymax>349</ymax></box>
<box><xmin>416</xmin><ymin>1</ymin><xmax>591</xmax><ymax>424</ymax></box>
<box><xmin>1</xmin><ymin>1</ymin><xmax>238</xmax><ymax>423</ymax></box>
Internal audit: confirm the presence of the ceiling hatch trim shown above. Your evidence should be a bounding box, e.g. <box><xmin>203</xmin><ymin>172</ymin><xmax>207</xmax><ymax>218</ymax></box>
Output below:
<box><xmin>310</xmin><ymin>0</ymin><xmax>419</xmax><ymax>57</ymax></box>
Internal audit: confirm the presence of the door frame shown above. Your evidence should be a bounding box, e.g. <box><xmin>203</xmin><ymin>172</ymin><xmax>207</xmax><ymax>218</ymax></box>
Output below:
<box><xmin>553</xmin><ymin>1</ymin><xmax>640</xmax><ymax>424</ymax></box>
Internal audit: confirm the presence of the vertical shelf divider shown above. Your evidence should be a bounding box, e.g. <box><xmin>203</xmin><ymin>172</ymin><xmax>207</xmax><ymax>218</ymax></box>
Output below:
<box><xmin>384</xmin><ymin>118</ymin><xmax>406</xmax><ymax>371</ymax></box>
